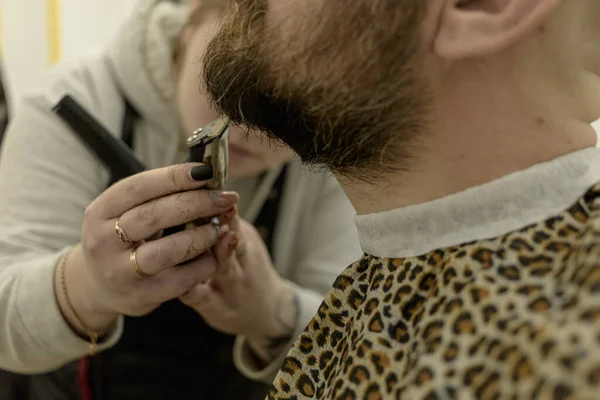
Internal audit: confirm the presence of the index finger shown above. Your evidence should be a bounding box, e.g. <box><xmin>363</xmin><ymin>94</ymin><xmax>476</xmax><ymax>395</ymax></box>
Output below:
<box><xmin>94</xmin><ymin>163</ymin><xmax>212</xmax><ymax>219</ymax></box>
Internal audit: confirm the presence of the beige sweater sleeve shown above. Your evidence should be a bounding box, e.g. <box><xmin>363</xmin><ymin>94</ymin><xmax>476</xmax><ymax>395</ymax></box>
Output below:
<box><xmin>0</xmin><ymin>94</ymin><xmax>123</xmax><ymax>373</ymax></box>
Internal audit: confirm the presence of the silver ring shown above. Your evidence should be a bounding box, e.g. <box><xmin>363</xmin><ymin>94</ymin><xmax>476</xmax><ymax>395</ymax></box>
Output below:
<box><xmin>211</xmin><ymin>216</ymin><xmax>221</xmax><ymax>235</ymax></box>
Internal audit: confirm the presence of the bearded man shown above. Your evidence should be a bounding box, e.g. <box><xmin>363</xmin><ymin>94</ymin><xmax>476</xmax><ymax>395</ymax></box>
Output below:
<box><xmin>202</xmin><ymin>0</ymin><xmax>600</xmax><ymax>398</ymax></box>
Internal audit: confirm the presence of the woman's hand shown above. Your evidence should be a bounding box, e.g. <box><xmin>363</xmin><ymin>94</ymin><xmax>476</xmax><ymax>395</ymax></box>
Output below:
<box><xmin>57</xmin><ymin>163</ymin><xmax>239</xmax><ymax>337</ymax></box>
<box><xmin>180</xmin><ymin>212</ymin><xmax>298</xmax><ymax>360</ymax></box>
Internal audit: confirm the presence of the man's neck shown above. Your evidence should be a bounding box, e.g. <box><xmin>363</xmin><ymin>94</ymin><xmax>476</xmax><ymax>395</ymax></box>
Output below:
<box><xmin>340</xmin><ymin>72</ymin><xmax>600</xmax><ymax>215</ymax></box>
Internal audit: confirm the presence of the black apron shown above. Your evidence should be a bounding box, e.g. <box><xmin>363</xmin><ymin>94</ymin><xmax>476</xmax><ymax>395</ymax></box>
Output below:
<box><xmin>0</xmin><ymin>101</ymin><xmax>287</xmax><ymax>400</ymax></box>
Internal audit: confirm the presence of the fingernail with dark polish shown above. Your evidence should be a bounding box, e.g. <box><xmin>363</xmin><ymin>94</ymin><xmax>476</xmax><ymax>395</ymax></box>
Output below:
<box><xmin>191</xmin><ymin>165</ymin><xmax>213</xmax><ymax>181</ymax></box>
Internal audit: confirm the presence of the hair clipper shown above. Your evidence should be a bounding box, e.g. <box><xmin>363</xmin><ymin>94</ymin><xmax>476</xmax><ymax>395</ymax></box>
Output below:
<box><xmin>186</xmin><ymin>117</ymin><xmax>230</xmax><ymax>190</ymax></box>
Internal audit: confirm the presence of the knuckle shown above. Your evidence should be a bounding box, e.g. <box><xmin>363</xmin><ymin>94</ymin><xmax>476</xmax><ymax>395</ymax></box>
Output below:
<box><xmin>81</xmin><ymin>231</ymin><xmax>104</xmax><ymax>259</ymax></box>
<box><xmin>138</xmin><ymin>203</ymin><xmax>161</xmax><ymax>232</ymax></box>
<box><xmin>166</xmin><ymin>164</ymin><xmax>187</xmax><ymax>190</ymax></box>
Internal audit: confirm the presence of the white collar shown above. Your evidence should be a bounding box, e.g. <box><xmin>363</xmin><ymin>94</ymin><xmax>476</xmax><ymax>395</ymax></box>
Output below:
<box><xmin>355</xmin><ymin>147</ymin><xmax>600</xmax><ymax>258</ymax></box>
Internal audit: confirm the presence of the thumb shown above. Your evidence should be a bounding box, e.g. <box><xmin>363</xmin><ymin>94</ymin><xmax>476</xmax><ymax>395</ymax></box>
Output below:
<box><xmin>180</xmin><ymin>282</ymin><xmax>213</xmax><ymax>307</ymax></box>
<box><xmin>214</xmin><ymin>230</ymin><xmax>242</xmax><ymax>277</ymax></box>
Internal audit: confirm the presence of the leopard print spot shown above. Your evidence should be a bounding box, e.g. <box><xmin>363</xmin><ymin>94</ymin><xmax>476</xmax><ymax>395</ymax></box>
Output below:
<box><xmin>470</xmin><ymin>287</ymin><xmax>491</xmax><ymax>303</ymax></box>
<box><xmin>371</xmin><ymin>272</ymin><xmax>385</xmax><ymax>290</ymax></box>
<box><xmin>529</xmin><ymin>297</ymin><xmax>551</xmax><ymax>312</ymax></box>
<box><xmin>295</xmin><ymin>374</ymin><xmax>315</xmax><ymax>397</ymax></box>
<box><xmin>540</xmin><ymin>340</ymin><xmax>556</xmax><ymax>359</ymax></box>
<box><xmin>424</xmin><ymin>391</ymin><xmax>441</xmax><ymax>400</ymax></box>
<box><xmin>533</xmin><ymin>230</ymin><xmax>551</xmax><ymax>243</ymax></box>
<box><xmin>329</xmin><ymin>311</ymin><xmax>349</xmax><ymax>327</ymax></box>
<box><xmin>394</xmin><ymin>350</ymin><xmax>405</xmax><ymax>362</ymax></box>
<box><xmin>365</xmin><ymin>383</ymin><xmax>383</xmax><ymax>400</ymax></box>
<box><xmin>389</xmin><ymin>320</ymin><xmax>410</xmax><ymax>344</ymax></box>
<box><xmin>587</xmin><ymin>364</ymin><xmax>600</xmax><ymax>385</ymax></box>
<box><xmin>369</xmin><ymin>313</ymin><xmax>384</xmax><ymax>333</ymax></box>
<box><xmin>509</xmin><ymin>238</ymin><xmax>534</xmax><ymax>252</ymax></box>
<box><xmin>429</xmin><ymin>296</ymin><xmax>447</xmax><ymax>316</ymax></box>
<box><xmin>331</xmin><ymin>331</ymin><xmax>344</xmax><ymax>347</ymax></box>
<box><xmin>512</xmin><ymin>356</ymin><xmax>533</xmax><ymax>382</ymax></box>
<box><xmin>545</xmin><ymin>242</ymin><xmax>572</xmax><ymax>253</ymax></box>
<box><xmin>349</xmin><ymin>365</ymin><xmax>370</xmax><ymax>384</ymax></box>
<box><xmin>281</xmin><ymin>357</ymin><xmax>302</xmax><ymax>375</ymax></box>
<box><xmin>444</xmin><ymin>342</ymin><xmax>459</xmax><ymax>362</ymax></box>
<box><xmin>370</xmin><ymin>352</ymin><xmax>391</xmax><ymax>375</ymax></box>
<box><xmin>319</xmin><ymin>351</ymin><xmax>334</xmax><ymax>370</ymax></box>
<box><xmin>277</xmin><ymin>377</ymin><xmax>291</xmax><ymax>393</ymax></box>
<box><xmin>445</xmin><ymin>298</ymin><xmax>464</xmax><ymax>314</ymax></box>
<box><xmin>475</xmin><ymin>372</ymin><xmax>500</xmax><ymax>399</ymax></box>
<box><xmin>498</xmin><ymin>265</ymin><xmax>521</xmax><ymax>281</ymax></box>
<box><xmin>482</xmin><ymin>304</ymin><xmax>499</xmax><ymax>323</ymax></box>
<box><xmin>419</xmin><ymin>273</ymin><xmax>438</xmax><ymax>292</ymax></box>
<box><xmin>383</xmin><ymin>275</ymin><xmax>394</xmax><ymax>292</ymax></box>
<box><xmin>389</xmin><ymin>258</ymin><xmax>404</xmax><ymax>271</ymax></box>
<box><xmin>568</xmin><ymin>202</ymin><xmax>588</xmax><ymax>222</ymax></box>
<box><xmin>453</xmin><ymin>281</ymin><xmax>467</xmax><ymax>294</ymax></box>
<box><xmin>471</xmin><ymin>248</ymin><xmax>494</xmax><ymax>269</ymax></box>
<box><xmin>409</xmin><ymin>265</ymin><xmax>424</xmax><ymax>281</ymax></box>
<box><xmin>553</xmin><ymin>383</ymin><xmax>573</xmax><ymax>400</ymax></box>
<box><xmin>365</xmin><ymin>298</ymin><xmax>380</xmax><ymax>316</ymax></box>
<box><xmin>415</xmin><ymin>367</ymin><xmax>434</xmax><ymax>386</ymax></box>
<box><xmin>530</xmin><ymin>265</ymin><xmax>553</xmax><ymax>277</ymax></box>
<box><xmin>445</xmin><ymin>386</ymin><xmax>457</xmax><ymax>400</ymax></box>
<box><xmin>385</xmin><ymin>372</ymin><xmax>398</xmax><ymax>393</ymax></box>
<box><xmin>443</xmin><ymin>267</ymin><xmax>459</xmax><ymax>285</ymax></box>
<box><xmin>392</xmin><ymin>285</ymin><xmax>412</xmax><ymax>304</ymax></box>
<box><xmin>463</xmin><ymin>365</ymin><xmax>485</xmax><ymax>385</ymax></box>
<box><xmin>306</xmin><ymin>355</ymin><xmax>317</xmax><ymax>366</ymax></box>
<box><xmin>517</xmin><ymin>284</ymin><xmax>543</xmax><ymax>296</ymax></box>
<box><xmin>402</xmin><ymin>294</ymin><xmax>426</xmax><ymax>321</ymax></box>
<box><xmin>346</xmin><ymin>289</ymin><xmax>364</xmax><ymax>310</ymax></box>
<box><xmin>298</xmin><ymin>335</ymin><xmax>314</xmax><ymax>354</ymax></box>
<box><xmin>453</xmin><ymin>312</ymin><xmax>476</xmax><ymax>335</ymax></box>
<box><xmin>377</xmin><ymin>337</ymin><xmax>392</xmax><ymax>349</ymax></box>
<box><xmin>518</xmin><ymin>254</ymin><xmax>553</xmax><ymax>268</ymax></box>
<box><xmin>332</xmin><ymin>275</ymin><xmax>355</xmax><ymax>291</ymax></box>
<box><xmin>468</xmin><ymin>337</ymin><xmax>486</xmax><ymax>356</ymax></box>
<box><xmin>582</xmin><ymin>266</ymin><xmax>600</xmax><ymax>293</ymax></box>
<box><xmin>338</xmin><ymin>387</ymin><xmax>356</xmax><ymax>400</ymax></box>
<box><xmin>358</xmin><ymin>339</ymin><xmax>374</xmax><ymax>355</ymax></box>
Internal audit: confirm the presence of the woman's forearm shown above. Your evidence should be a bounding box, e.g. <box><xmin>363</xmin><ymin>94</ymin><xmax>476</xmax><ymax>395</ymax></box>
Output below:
<box><xmin>0</xmin><ymin>250</ymin><xmax>123</xmax><ymax>374</ymax></box>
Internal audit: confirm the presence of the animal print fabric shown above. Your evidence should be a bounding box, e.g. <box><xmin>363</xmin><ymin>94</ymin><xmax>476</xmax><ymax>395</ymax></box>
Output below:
<box><xmin>268</xmin><ymin>184</ymin><xmax>600</xmax><ymax>399</ymax></box>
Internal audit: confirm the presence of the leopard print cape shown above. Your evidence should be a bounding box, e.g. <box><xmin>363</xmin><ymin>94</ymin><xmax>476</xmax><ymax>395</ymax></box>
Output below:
<box><xmin>268</xmin><ymin>184</ymin><xmax>600</xmax><ymax>399</ymax></box>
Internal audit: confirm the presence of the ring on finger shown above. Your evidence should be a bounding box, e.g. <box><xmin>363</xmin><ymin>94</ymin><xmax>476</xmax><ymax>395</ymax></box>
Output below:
<box><xmin>211</xmin><ymin>216</ymin><xmax>221</xmax><ymax>235</ymax></box>
<box><xmin>130</xmin><ymin>248</ymin><xmax>152</xmax><ymax>277</ymax></box>
<box><xmin>115</xmin><ymin>218</ymin><xmax>135</xmax><ymax>245</ymax></box>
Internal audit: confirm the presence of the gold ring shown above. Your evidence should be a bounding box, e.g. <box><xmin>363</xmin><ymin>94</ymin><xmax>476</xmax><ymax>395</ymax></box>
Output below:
<box><xmin>115</xmin><ymin>218</ymin><xmax>135</xmax><ymax>245</ymax></box>
<box><xmin>130</xmin><ymin>248</ymin><xmax>151</xmax><ymax>277</ymax></box>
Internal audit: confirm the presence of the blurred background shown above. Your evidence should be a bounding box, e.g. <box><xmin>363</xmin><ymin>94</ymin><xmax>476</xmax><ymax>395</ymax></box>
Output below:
<box><xmin>0</xmin><ymin>0</ymin><xmax>136</xmax><ymax>116</ymax></box>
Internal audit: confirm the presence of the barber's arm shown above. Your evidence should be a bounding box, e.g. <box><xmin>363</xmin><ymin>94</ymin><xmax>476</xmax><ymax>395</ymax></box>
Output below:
<box><xmin>0</xmin><ymin>94</ymin><xmax>123</xmax><ymax>373</ymax></box>
<box><xmin>181</xmin><ymin>171</ymin><xmax>361</xmax><ymax>383</ymax></box>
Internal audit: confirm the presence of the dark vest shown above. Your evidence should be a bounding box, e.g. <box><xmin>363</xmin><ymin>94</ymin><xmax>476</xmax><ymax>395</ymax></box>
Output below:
<box><xmin>0</xmin><ymin>101</ymin><xmax>287</xmax><ymax>400</ymax></box>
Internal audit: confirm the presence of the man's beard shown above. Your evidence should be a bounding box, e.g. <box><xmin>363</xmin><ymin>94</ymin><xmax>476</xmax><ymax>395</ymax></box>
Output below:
<box><xmin>203</xmin><ymin>0</ymin><xmax>429</xmax><ymax>179</ymax></box>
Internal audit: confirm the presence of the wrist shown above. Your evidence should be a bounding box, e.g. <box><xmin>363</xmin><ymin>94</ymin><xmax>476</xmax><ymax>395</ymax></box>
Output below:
<box><xmin>56</xmin><ymin>245</ymin><xmax>119</xmax><ymax>337</ymax></box>
<box><xmin>265</xmin><ymin>280</ymin><xmax>298</xmax><ymax>339</ymax></box>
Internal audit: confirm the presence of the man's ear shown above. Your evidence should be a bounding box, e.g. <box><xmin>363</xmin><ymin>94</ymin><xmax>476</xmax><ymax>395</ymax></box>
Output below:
<box><xmin>433</xmin><ymin>0</ymin><xmax>562</xmax><ymax>60</ymax></box>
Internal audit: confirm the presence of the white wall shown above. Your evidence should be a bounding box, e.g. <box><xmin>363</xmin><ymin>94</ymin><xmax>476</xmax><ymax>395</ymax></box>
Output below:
<box><xmin>1</xmin><ymin>0</ymin><xmax>136</xmax><ymax>114</ymax></box>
